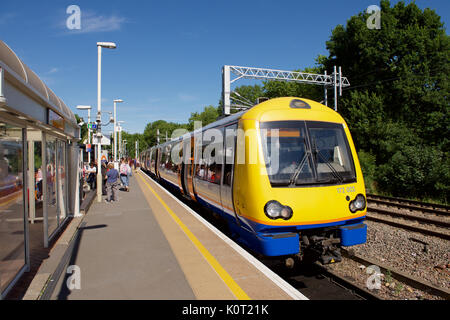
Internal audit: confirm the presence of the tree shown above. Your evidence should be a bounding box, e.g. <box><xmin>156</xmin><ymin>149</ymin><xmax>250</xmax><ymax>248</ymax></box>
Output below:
<box><xmin>322</xmin><ymin>0</ymin><xmax>449</xmax><ymax>202</ymax></box>
<box><xmin>143</xmin><ymin>120</ymin><xmax>188</xmax><ymax>147</ymax></box>
<box><xmin>187</xmin><ymin>105</ymin><xmax>221</xmax><ymax>131</ymax></box>
<box><xmin>75</xmin><ymin>114</ymin><xmax>88</xmax><ymax>143</ymax></box>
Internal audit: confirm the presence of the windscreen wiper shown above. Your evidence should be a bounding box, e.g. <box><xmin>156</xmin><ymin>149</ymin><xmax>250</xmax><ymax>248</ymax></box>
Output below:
<box><xmin>311</xmin><ymin>137</ymin><xmax>344</xmax><ymax>183</ymax></box>
<box><xmin>289</xmin><ymin>138</ymin><xmax>311</xmax><ymax>185</ymax></box>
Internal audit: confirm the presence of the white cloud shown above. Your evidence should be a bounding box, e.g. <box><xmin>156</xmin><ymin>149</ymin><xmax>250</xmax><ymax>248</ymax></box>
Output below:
<box><xmin>48</xmin><ymin>67</ymin><xmax>59</xmax><ymax>74</ymax></box>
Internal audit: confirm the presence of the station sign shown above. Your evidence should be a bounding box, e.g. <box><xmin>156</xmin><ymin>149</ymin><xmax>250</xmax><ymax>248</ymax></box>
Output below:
<box><xmin>92</xmin><ymin>135</ymin><xmax>111</xmax><ymax>145</ymax></box>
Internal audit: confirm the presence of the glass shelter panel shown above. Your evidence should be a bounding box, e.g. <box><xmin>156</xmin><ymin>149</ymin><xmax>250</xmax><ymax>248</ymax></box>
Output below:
<box><xmin>0</xmin><ymin>122</ymin><xmax>25</xmax><ymax>293</ymax></box>
<box><xmin>45</xmin><ymin>136</ymin><xmax>58</xmax><ymax>236</ymax></box>
<box><xmin>57</xmin><ymin>141</ymin><xmax>66</xmax><ymax>221</ymax></box>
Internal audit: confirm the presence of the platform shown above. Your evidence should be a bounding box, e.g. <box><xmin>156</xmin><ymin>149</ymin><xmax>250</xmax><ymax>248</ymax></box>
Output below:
<box><xmin>28</xmin><ymin>170</ymin><xmax>307</xmax><ymax>300</ymax></box>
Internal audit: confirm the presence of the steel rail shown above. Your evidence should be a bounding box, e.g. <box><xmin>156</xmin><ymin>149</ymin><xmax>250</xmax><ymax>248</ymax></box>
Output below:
<box><xmin>367</xmin><ymin>194</ymin><xmax>449</xmax><ymax>214</ymax></box>
<box><xmin>367</xmin><ymin>206</ymin><xmax>450</xmax><ymax>228</ymax></box>
<box><xmin>341</xmin><ymin>249</ymin><xmax>450</xmax><ymax>300</ymax></box>
<box><xmin>312</xmin><ymin>262</ymin><xmax>381</xmax><ymax>300</ymax></box>
<box><xmin>365</xmin><ymin>215</ymin><xmax>450</xmax><ymax>241</ymax></box>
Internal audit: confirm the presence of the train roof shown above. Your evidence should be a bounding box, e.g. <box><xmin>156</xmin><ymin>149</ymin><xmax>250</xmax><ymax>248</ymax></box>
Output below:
<box><xmin>150</xmin><ymin>97</ymin><xmax>344</xmax><ymax>150</ymax></box>
<box><xmin>241</xmin><ymin>97</ymin><xmax>343</xmax><ymax>122</ymax></box>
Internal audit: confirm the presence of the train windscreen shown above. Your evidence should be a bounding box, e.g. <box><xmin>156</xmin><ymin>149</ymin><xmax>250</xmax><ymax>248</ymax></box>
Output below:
<box><xmin>260</xmin><ymin>121</ymin><xmax>356</xmax><ymax>187</ymax></box>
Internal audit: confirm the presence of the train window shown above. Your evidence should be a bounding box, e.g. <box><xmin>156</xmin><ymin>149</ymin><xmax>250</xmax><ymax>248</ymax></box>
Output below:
<box><xmin>195</xmin><ymin>140</ymin><xmax>208</xmax><ymax>180</ymax></box>
<box><xmin>204</xmin><ymin>128</ymin><xmax>223</xmax><ymax>185</ymax></box>
<box><xmin>195</xmin><ymin>159</ymin><xmax>206</xmax><ymax>179</ymax></box>
<box><xmin>160</xmin><ymin>145</ymin><xmax>171</xmax><ymax>170</ymax></box>
<box><xmin>206</xmin><ymin>149</ymin><xmax>221</xmax><ymax>185</ymax></box>
<box><xmin>260</xmin><ymin>121</ymin><xmax>356</xmax><ymax>187</ymax></box>
<box><xmin>260</xmin><ymin>121</ymin><xmax>314</xmax><ymax>186</ymax></box>
<box><xmin>306</xmin><ymin>122</ymin><xmax>356</xmax><ymax>183</ymax></box>
<box><xmin>171</xmin><ymin>142</ymin><xmax>182</xmax><ymax>173</ymax></box>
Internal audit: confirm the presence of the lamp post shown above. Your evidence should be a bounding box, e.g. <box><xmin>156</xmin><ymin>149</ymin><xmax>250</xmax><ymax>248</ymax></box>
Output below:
<box><xmin>113</xmin><ymin>99</ymin><xmax>123</xmax><ymax>163</ymax></box>
<box><xmin>76</xmin><ymin>105</ymin><xmax>92</xmax><ymax>163</ymax></box>
<box><xmin>117</xmin><ymin>121</ymin><xmax>124</xmax><ymax>159</ymax></box>
<box><xmin>97</xmin><ymin>41</ymin><xmax>116</xmax><ymax>202</ymax></box>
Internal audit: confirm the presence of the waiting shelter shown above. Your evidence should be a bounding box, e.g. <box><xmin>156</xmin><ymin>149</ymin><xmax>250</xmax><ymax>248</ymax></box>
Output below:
<box><xmin>0</xmin><ymin>40</ymin><xmax>80</xmax><ymax>298</ymax></box>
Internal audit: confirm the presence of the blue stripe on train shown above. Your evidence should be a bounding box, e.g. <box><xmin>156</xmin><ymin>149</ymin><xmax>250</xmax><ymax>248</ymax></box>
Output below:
<box><xmin>161</xmin><ymin>176</ymin><xmax>366</xmax><ymax>256</ymax></box>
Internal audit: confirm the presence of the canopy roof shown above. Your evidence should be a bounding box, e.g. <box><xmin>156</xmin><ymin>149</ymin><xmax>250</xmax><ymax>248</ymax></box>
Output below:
<box><xmin>0</xmin><ymin>40</ymin><xmax>77</xmax><ymax>125</ymax></box>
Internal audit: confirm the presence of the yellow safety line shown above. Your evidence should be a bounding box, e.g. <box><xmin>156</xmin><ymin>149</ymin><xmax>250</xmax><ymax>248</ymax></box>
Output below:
<box><xmin>137</xmin><ymin>171</ymin><xmax>250</xmax><ymax>300</ymax></box>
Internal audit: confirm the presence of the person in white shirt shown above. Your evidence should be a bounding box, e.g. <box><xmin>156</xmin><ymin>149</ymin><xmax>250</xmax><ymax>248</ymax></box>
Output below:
<box><xmin>86</xmin><ymin>162</ymin><xmax>97</xmax><ymax>190</ymax></box>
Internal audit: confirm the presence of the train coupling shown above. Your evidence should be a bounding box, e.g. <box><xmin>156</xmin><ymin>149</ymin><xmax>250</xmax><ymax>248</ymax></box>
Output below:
<box><xmin>309</xmin><ymin>236</ymin><xmax>342</xmax><ymax>265</ymax></box>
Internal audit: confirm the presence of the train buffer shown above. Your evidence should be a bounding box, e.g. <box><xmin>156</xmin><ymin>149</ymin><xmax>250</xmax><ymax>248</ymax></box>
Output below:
<box><xmin>25</xmin><ymin>170</ymin><xmax>307</xmax><ymax>300</ymax></box>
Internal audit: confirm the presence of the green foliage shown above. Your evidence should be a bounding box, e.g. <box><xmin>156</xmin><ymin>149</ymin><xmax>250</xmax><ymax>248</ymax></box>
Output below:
<box><xmin>120</xmin><ymin>132</ymin><xmax>149</xmax><ymax>159</ymax></box>
<box><xmin>376</xmin><ymin>145</ymin><xmax>449</xmax><ymax>200</ymax></box>
<box><xmin>321</xmin><ymin>0</ymin><xmax>449</xmax><ymax>202</ymax></box>
<box><xmin>142</xmin><ymin>120</ymin><xmax>188</xmax><ymax>149</ymax></box>
<box><xmin>187</xmin><ymin>105</ymin><xmax>221</xmax><ymax>131</ymax></box>
<box><xmin>233</xmin><ymin>85</ymin><xmax>266</xmax><ymax>106</ymax></box>
<box><xmin>130</xmin><ymin>1</ymin><xmax>450</xmax><ymax>203</ymax></box>
<box><xmin>357</xmin><ymin>150</ymin><xmax>377</xmax><ymax>193</ymax></box>
<box><xmin>75</xmin><ymin>114</ymin><xmax>88</xmax><ymax>142</ymax></box>
<box><xmin>263</xmin><ymin>61</ymin><xmax>325</xmax><ymax>102</ymax></box>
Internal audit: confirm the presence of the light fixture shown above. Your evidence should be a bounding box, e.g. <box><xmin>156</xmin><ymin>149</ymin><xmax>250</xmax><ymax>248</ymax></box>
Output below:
<box><xmin>264</xmin><ymin>200</ymin><xmax>293</xmax><ymax>220</ymax></box>
<box><xmin>349</xmin><ymin>194</ymin><xmax>366</xmax><ymax>213</ymax></box>
<box><xmin>97</xmin><ymin>42</ymin><xmax>117</xmax><ymax>49</ymax></box>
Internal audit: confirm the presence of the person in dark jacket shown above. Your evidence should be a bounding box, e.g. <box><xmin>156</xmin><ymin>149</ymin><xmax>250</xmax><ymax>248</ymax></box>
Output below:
<box><xmin>101</xmin><ymin>161</ymin><xmax>108</xmax><ymax>195</ymax></box>
<box><xmin>106</xmin><ymin>163</ymin><xmax>119</xmax><ymax>202</ymax></box>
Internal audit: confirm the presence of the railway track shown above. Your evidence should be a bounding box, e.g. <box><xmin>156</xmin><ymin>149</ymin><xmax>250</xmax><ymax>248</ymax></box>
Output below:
<box><xmin>340</xmin><ymin>249</ymin><xmax>450</xmax><ymax>300</ymax></box>
<box><xmin>145</xmin><ymin>172</ymin><xmax>448</xmax><ymax>299</ymax></box>
<box><xmin>144</xmin><ymin>171</ymin><xmax>374</xmax><ymax>300</ymax></box>
<box><xmin>367</xmin><ymin>193</ymin><xmax>449</xmax><ymax>216</ymax></box>
<box><xmin>366</xmin><ymin>194</ymin><xmax>450</xmax><ymax>240</ymax></box>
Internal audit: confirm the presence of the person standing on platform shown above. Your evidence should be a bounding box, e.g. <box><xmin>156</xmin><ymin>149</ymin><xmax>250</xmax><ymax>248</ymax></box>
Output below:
<box><xmin>101</xmin><ymin>160</ymin><xmax>108</xmax><ymax>195</ymax></box>
<box><xmin>119</xmin><ymin>158</ymin><xmax>131</xmax><ymax>192</ymax></box>
<box><xmin>86</xmin><ymin>162</ymin><xmax>97</xmax><ymax>190</ymax></box>
<box><xmin>106</xmin><ymin>163</ymin><xmax>119</xmax><ymax>202</ymax></box>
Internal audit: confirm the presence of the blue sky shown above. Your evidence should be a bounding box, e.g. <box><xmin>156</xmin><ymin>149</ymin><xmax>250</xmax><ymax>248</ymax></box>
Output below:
<box><xmin>1</xmin><ymin>0</ymin><xmax>448</xmax><ymax>134</ymax></box>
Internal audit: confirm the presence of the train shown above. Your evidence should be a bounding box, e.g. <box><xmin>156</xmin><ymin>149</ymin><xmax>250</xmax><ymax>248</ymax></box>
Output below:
<box><xmin>140</xmin><ymin>97</ymin><xmax>367</xmax><ymax>264</ymax></box>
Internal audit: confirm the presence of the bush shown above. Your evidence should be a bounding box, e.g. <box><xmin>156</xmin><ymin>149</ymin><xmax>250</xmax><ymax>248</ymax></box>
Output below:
<box><xmin>357</xmin><ymin>150</ymin><xmax>377</xmax><ymax>193</ymax></box>
<box><xmin>376</xmin><ymin>145</ymin><xmax>449</xmax><ymax>202</ymax></box>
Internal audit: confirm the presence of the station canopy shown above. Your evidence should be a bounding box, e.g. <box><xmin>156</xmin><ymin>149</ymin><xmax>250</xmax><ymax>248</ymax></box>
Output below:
<box><xmin>0</xmin><ymin>40</ymin><xmax>77</xmax><ymax>125</ymax></box>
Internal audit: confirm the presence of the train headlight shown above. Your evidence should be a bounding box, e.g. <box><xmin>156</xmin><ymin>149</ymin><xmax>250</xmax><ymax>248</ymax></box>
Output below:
<box><xmin>264</xmin><ymin>200</ymin><xmax>293</xmax><ymax>220</ymax></box>
<box><xmin>349</xmin><ymin>194</ymin><xmax>366</xmax><ymax>213</ymax></box>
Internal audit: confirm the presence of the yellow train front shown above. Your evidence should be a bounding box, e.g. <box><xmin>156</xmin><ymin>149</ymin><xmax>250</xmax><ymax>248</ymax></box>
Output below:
<box><xmin>141</xmin><ymin>97</ymin><xmax>367</xmax><ymax>264</ymax></box>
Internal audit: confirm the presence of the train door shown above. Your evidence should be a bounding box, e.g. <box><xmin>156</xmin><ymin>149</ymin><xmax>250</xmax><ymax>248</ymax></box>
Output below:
<box><xmin>220</xmin><ymin>124</ymin><xmax>237</xmax><ymax>217</ymax></box>
<box><xmin>182</xmin><ymin>136</ymin><xmax>196</xmax><ymax>200</ymax></box>
<box><xmin>153</xmin><ymin>148</ymin><xmax>159</xmax><ymax>177</ymax></box>
<box><xmin>156</xmin><ymin>146</ymin><xmax>163</xmax><ymax>180</ymax></box>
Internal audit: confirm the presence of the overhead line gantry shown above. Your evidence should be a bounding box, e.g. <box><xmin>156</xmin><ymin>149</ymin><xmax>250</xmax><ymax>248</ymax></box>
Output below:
<box><xmin>222</xmin><ymin>65</ymin><xmax>350</xmax><ymax>115</ymax></box>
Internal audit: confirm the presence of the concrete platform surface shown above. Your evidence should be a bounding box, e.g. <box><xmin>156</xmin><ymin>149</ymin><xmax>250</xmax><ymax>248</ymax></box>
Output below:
<box><xmin>40</xmin><ymin>170</ymin><xmax>306</xmax><ymax>300</ymax></box>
